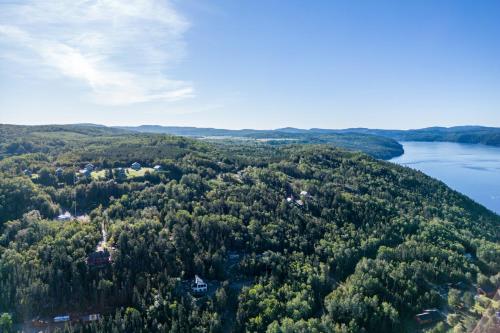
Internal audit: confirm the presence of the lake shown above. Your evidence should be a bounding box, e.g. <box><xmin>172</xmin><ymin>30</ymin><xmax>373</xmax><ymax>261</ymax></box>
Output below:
<box><xmin>390</xmin><ymin>141</ymin><xmax>500</xmax><ymax>214</ymax></box>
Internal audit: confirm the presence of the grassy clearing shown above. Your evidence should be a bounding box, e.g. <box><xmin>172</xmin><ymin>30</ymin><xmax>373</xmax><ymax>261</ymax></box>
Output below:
<box><xmin>90</xmin><ymin>167</ymin><xmax>155</xmax><ymax>181</ymax></box>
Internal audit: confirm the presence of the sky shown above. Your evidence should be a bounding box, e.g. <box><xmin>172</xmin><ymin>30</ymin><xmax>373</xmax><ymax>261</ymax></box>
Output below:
<box><xmin>0</xmin><ymin>0</ymin><xmax>499</xmax><ymax>129</ymax></box>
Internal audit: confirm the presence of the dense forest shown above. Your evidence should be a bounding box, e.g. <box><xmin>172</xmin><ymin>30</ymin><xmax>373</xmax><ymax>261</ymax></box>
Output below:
<box><xmin>0</xmin><ymin>124</ymin><xmax>499</xmax><ymax>333</ymax></box>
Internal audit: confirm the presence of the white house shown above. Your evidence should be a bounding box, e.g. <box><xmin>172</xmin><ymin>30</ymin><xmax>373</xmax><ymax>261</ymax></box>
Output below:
<box><xmin>131</xmin><ymin>162</ymin><xmax>141</xmax><ymax>171</ymax></box>
<box><xmin>300</xmin><ymin>191</ymin><xmax>309</xmax><ymax>197</ymax></box>
<box><xmin>191</xmin><ymin>275</ymin><xmax>208</xmax><ymax>293</ymax></box>
<box><xmin>57</xmin><ymin>211</ymin><xmax>72</xmax><ymax>221</ymax></box>
<box><xmin>153</xmin><ymin>165</ymin><xmax>162</xmax><ymax>172</ymax></box>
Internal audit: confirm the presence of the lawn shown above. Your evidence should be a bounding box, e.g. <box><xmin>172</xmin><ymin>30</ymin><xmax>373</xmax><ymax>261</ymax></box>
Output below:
<box><xmin>91</xmin><ymin>167</ymin><xmax>155</xmax><ymax>181</ymax></box>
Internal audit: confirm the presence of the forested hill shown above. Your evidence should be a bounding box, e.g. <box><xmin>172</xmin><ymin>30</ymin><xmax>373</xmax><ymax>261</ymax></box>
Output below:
<box><xmin>122</xmin><ymin>124</ymin><xmax>500</xmax><ymax>149</ymax></box>
<box><xmin>0</xmin><ymin>124</ymin><xmax>403</xmax><ymax>160</ymax></box>
<box><xmin>0</xmin><ymin>126</ymin><xmax>499</xmax><ymax>333</ymax></box>
<box><xmin>340</xmin><ymin>126</ymin><xmax>500</xmax><ymax>147</ymax></box>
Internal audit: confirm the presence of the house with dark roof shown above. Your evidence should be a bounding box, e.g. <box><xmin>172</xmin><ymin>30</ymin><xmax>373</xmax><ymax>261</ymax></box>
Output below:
<box><xmin>86</xmin><ymin>249</ymin><xmax>111</xmax><ymax>267</ymax></box>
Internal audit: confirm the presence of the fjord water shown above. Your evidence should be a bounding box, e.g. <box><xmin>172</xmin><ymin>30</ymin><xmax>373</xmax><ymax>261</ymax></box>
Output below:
<box><xmin>390</xmin><ymin>141</ymin><xmax>500</xmax><ymax>214</ymax></box>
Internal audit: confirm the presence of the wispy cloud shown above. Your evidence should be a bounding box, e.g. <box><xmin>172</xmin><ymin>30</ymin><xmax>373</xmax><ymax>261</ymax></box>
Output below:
<box><xmin>0</xmin><ymin>0</ymin><xmax>193</xmax><ymax>105</ymax></box>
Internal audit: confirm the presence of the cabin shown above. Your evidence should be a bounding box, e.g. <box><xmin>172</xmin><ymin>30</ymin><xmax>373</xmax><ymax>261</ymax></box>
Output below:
<box><xmin>79</xmin><ymin>168</ymin><xmax>92</xmax><ymax>177</ymax></box>
<box><xmin>81</xmin><ymin>314</ymin><xmax>100</xmax><ymax>322</ymax></box>
<box><xmin>23</xmin><ymin>169</ymin><xmax>32</xmax><ymax>176</ymax></box>
<box><xmin>54</xmin><ymin>315</ymin><xmax>70</xmax><ymax>323</ymax></box>
<box><xmin>85</xmin><ymin>163</ymin><xmax>94</xmax><ymax>171</ymax></box>
<box><xmin>55</xmin><ymin>167</ymin><xmax>64</xmax><ymax>177</ymax></box>
<box><xmin>191</xmin><ymin>275</ymin><xmax>208</xmax><ymax>293</ymax></box>
<box><xmin>131</xmin><ymin>162</ymin><xmax>141</xmax><ymax>170</ymax></box>
<box><xmin>115</xmin><ymin>167</ymin><xmax>127</xmax><ymax>179</ymax></box>
<box><xmin>86</xmin><ymin>249</ymin><xmax>111</xmax><ymax>267</ymax></box>
<box><xmin>295</xmin><ymin>199</ymin><xmax>304</xmax><ymax>206</ymax></box>
<box><xmin>57</xmin><ymin>211</ymin><xmax>72</xmax><ymax>221</ymax></box>
<box><xmin>415</xmin><ymin>309</ymin><xmax>441</xmax><ymax>325</ymax></box>
<box><xmin>153</xmin><ymin>165</ymin><xmax>162</xmax><ymax>172</ymax></box>
<box><xmin>477</xmin><ymin>285</ymin><xmax>497</xmax><ymax>298</ymax></box>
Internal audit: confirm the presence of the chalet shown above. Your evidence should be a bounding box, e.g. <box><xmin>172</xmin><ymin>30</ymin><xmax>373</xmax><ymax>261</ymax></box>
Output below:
<box><xmin>86</xmin><ymin>249</ymin><xmax>111</xmax><ymax>267</ymax></box>
<box><xmin>415</xmin><ymin>309</ymin><xmax>441</xmax><ymax>325</ymax></box>
<box><xmin>54</xmin><ymin>315</ymin><xmax>70</xmax><ymax>323</ymax></box>
<box><xmin>85</xmin><ymin>163</ymin><xmax>94</xmax><ymax>171</ymax></box>
<box><xmin>23</xmin><ymin>169</ymin><xmax>32</xmax><ymax>176</ymax></box>
<box><xmin>55</xmin><ymin>167</ymin><xmax>64</xmax><ymax>177</ymax></box>
<box><xmin>131</xmin><ymin>162</ymin><xmax>141</xmax><ymax>170</ymax></box>
<box><xmin>191</xmin><ymin>275</ymin><xmax>208</xmax><ymax>293</ymax></box>
<box><xmin>153</xmin><ymin>165</ymin><xmax>162</xmax><ymax>172</ymax></box>
<box><xmin>477</xmin><ymin>285</ymin><xmax>497</xmax><ymax>298</ymax></box>
<box><xmin>57</xmin><ymin>211</ymin><xmax>72</xmax><ymax>221</ymax></box>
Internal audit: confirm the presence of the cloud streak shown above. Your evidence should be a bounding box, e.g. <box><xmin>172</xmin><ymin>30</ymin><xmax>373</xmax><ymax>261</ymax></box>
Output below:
<box><xmin>0</xmin><ymin>0</ymin><xmax>193</xmax><ymax>105</ymax></box>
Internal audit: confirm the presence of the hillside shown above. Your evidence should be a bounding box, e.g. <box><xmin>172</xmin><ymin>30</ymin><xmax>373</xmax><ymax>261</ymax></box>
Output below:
<box><xmin>0</xmin><ymin>124</ymin><xmax>403</xmax><ymax>160</ymax></box>
<box><xmin>121</xmin><ymin>125</ymin><xmax>500</xmax><ymax>149</ymax></box>
<box><xmin>117</xmin><ymin>125</ymin><xmax>404</xmax><ymax>160</ymax></box>
<box><xmin>0</xmin><ymin>127</ymin><xmax>498</xmax><ymax>332</ymax></box>
<box><xmin>339</xmin><ymin>126</ymin><xmax>500</xmax><ymax>147</ymax></box>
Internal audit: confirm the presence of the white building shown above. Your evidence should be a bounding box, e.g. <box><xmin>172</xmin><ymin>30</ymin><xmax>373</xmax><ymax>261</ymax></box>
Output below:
<box><xmin>153</xmin><ymin>165</ymin><xmax>162</xmax><ymax>172</ymax></box>
<box><xmin>131</xmin><ymin>162</ymin><xmax>141</xmax><ymax>170</ymax></box>
<box><xmin>192</xmin><ymin>275</ymin><xmax>208</xmax><ymax>293</ymax></box>
<box><xmin>57</xmin><ymin>211</ymin><xmax>72</xmax><ymax>221</ymax></box>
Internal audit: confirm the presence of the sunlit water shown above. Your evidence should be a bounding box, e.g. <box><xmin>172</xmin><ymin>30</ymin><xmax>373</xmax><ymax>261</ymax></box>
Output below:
<box><xmin>390</xmin><ymin>141</ymin><xmax>500</xmax><ymax>214</ymax></box>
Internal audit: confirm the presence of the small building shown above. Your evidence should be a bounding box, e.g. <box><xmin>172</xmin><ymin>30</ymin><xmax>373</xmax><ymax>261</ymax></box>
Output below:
<box><xmin>115</xmin><ymin>167</ymin><xmax>127</xmax><ymax>179</ymax></box>
<box><xmin>153</xmin><ymin>165</ymin><xmax>162</xmax><ymax>172</ymax></box>
<box><xmin>191</xmin><ymin>275</ymin><xmax>208</xmax><ymax>293</ymax></box>
<box><xmin>55</xmin><ymin>167</ymin><xmax>64</xmax><ymax>177</ymax></box>
<box><xmin>415</xmin><ymin>309</ymin><xmax>441</xmax><ymax>325</ymax></box>
<box><xmin>295</xmin><ymin>199</ymin><xmax>304</xmax><ymax>206</ymax></box>
<box><xmin>81</xmin><ymin>314</ymin><xmax>100</xmax><ymax>322</ymax></box>
<box><xmin>131</xmin><ymin>162</ymin><xmax>141</xmax><ymax>170</ymax></box>
<box><xmin>477</xmin><ymin>285</ymin><xmax>497</xmax><ymax>298</ymax></box>
<box><xmin>79</xmin><ymin>168</ymin><xmax>92</xmax><ymax>177</ymax></box>
<box><xmin>23</xmin><ymin>169</ymin><xmax>32</xmax><ymax>176</ymax></box>
<box><xmin>54</xmin><ymin>315</ymin><xmax>70</xmax><ymax>323</ymax></box>
<box><xmin>57</xmin><ymin>211</ymin><xmax>72</xmax><ymax>221</ymax></box>
<box><xmin>300</xmin><ymin>190</ymin><xmax>309</xmax><ymax>197</ymax></box>
<box><xmin>85</xmin><ymin>163</ymin><xmax>95</xmax><ymax>171</ymax></box>
<box><xmin>286</xmin><ymin>197</ymin><xmax>293</xmax><ymax>203</ymax></box>
<box><xmin>86</xmin><ymin>250</ymin><xmax>111</xmax><ymax>267</ymax></box>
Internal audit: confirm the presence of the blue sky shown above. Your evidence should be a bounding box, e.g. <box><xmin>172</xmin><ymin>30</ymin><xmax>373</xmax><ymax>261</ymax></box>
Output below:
<box><xmin>1</xmin><ymin>0</ymin><xmax>499</xmax><ymax>129</ymax></box>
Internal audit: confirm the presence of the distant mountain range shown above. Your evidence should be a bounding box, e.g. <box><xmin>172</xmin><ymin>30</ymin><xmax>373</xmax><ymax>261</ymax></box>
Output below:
<box><xmin>117</xmin><ymin>125</ymin><xmax>500</xmax><ymax>147</ymax></box>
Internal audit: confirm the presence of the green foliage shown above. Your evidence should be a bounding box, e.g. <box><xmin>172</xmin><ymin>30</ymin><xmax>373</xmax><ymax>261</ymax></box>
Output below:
<box><xmin>0</xmin><ymin>125</ymin><xmax>498</xmax><ymax>332</ymax></box>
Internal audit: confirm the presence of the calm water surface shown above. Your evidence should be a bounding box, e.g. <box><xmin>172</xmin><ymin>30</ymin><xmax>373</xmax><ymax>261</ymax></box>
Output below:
<box><xmin>390</xmin><ymin>141</ymin><xmax>500</xmax><ymax>214</ymax></box>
